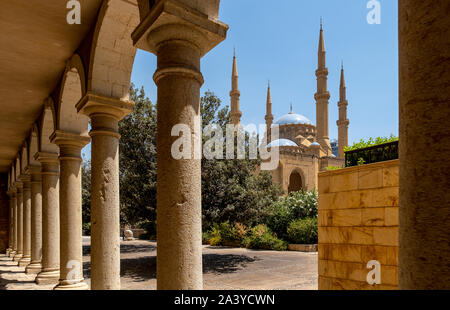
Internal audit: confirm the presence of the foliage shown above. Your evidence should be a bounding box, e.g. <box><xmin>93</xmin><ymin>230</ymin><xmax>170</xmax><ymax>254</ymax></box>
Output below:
<box><xmin>201</xmin><ymin>91</ymin><xmax>284</xmax><ymax>229</ymax></box>
<box><xmin>344</xmin><ymin>134</ymin><xmax>398</xmax><ymax>152</ymax></box>
<box><xmin>325</xmin><ymin>166</ymin><xmax>342</xmax><ymax>171</ymax></box>
<box><xmin>243</xmin><ymin>225</ymin><xmax>287</xmax><ymax>251</ymax></box>
<box><xmin>81</xmin><ymin>160</ymin><xmax>91</xmax><ymax>235</ymax></box>
<box><xmin>138</xmin><ymin>220</ymin><xmax>157</xmax><ymax>240</ymax></box>
<box><xmin>287</xmin><ymin>217</ymin><xmax>318</xmax><ymax>244</ymax></box>
<box><xmin>119</xmin><ymin>84</ymin><xmax>157</xmax><ymax>226</ymax></box>
<box><xmin>207</xmin><ymin>221</ymin><xmax>249</xmax><ymax>247</ymax></box>
<box><xmin>101</xmin><ymin>86</ymin><xmax>282</xmax><ymax>239</ymax></box>
<box><xmin>202</xmin><ymin>231</ymin><xmax>212</xmax><ymax>245</ymax></box>
<box><xmin>264</xmin><ymin>190</ymin><xmax>318</xmax><ymax>240</ymax></box>
<box><xmin>357</xmin><ymin>158</ymin><xmax>366</xmax><ymax>166</ymax></box>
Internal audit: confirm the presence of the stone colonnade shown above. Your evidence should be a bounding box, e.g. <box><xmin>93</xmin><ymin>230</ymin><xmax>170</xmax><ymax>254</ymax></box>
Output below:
<box><xmin>3</xmin><ymin>0</ymin><xmax>447</xmax><ymax>291</ymax></box>
<box><xmin>3</xmin><ymin>0</ymin><xmax>228</xmax><ymax>290</ymax></box>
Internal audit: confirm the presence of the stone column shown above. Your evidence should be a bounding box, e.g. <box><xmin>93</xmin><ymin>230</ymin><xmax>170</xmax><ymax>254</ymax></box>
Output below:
<box><xmin>18</xmin><ymin>176</ymin><xmax>31</xmax><ymax>266</ymax></box>
<box><xmin>35</xmin><ymin>152</ymin><xmax>60</xmax><ymax>285</ymax></box>
<box><xmin>6</xmin><ymin>191</ymin><xmax>12</xmax><ymax>256</ymax></box>
<box><xmin>13</xmin><ymin>182</ymin><xmax>23</xmax><ymax>262</ymax></box>
<box><xmin>26</xmin><ymin>165</ymin><xmax>43</xmax><ymax>273</ymax></box>
<box><xmin>77</xmin><ymin>94</ymin><xmax>133</xmax><ymax>290</ymax></box>
<box><xmin>51</xmin><ymin>131</ymin><xmax>90</xmax><ymax>290</ymax></box>
<box><xmin>9</xmin><ymin>189</ymin><xmax>17</xmax><ymax>258</ymax></box>
<box><xmin>132</xmin><ymin>0</ymin><xmax>228</xmax><ymax>290</ymax></box>
<box><xmin>399</xmin><ymin>0</ymin><xmax>450</xmax><ymax>289</ymax></box>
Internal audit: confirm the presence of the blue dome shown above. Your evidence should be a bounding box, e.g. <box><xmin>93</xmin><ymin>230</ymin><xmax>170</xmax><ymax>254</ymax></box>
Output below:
<box><xmin>267</xmin><ymin>139</ymin><xmax>298</xmax><ymax>148</ymax></box>
<box><xmin>310</xmin><ymin>142</ymin><xmax>320</xmax><ymax>147</ymax></box>
<box><xmin>274</xmin><ymin>113</ymin><xmax>313</xmax><ymax>125</ymax></box>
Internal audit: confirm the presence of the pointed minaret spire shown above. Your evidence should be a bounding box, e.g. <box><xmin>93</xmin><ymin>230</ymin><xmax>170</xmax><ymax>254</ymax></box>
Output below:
<box><xmin>265</xmin><ymin>81</ymin><xmax>274</xmax><ymax>142</ymax></box>
<box><xmin>230</xmin><ymin>48</ymin><xmax>242</xmax><ymax>125</ymax></box>
<box><xmin>318</xmin><ymin>19</ymin><xmax>326</xmax><ymax>68</ymax></box>
<box><xmin>266</xmin><ymin>81</ymin><xmax>272</xmax><ymax>117</ymax></box>
<box><xmin>314</xmin><ymin>19</ymin><xmax>332</xmax><ymax>155</ymax></box>
<box><xmin>337</xmin><ymin>62</ymin><xmax>350</xmax><ymax>158</ymax></box>
<box><xmin>340</xmin><ymin>61</ymin><xmax>346</xmax><ymax>101</ymax></box>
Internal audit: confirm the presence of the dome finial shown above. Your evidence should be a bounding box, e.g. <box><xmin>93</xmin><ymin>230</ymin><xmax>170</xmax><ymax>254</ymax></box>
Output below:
<box><xmin>289</xmin><ymin>103</ymin><xmax>293</xmax><ymax>114</ymax></box>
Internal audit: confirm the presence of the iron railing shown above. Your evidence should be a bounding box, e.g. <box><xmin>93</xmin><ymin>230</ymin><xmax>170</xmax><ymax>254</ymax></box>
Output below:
<box><xmin>345</xmin><ymin>141</ymin><xmax>398</xmax><ymax>167</ymax></box>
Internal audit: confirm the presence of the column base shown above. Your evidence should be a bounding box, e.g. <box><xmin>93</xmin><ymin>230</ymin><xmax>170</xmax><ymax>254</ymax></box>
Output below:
<box><xmin>18</xmin><ymin>256</ymin><xmax>31</xmax><ymax>267</ymax></box>
<box><xmin>5</xmin><ymin>248</ymin><xmax>11</xmax><ymax>256</ymax></box>
<box><xmin>36</xmin><ymin>269</ymin><xmax>60</xmax><ymax>285</ymax></box>
<box><xmin>25</xmin><ymin>262</ymin><xmax>42</xmax><ymax>274</ymax></box>
<box><xmin>9</xmin><ymin>250</ymin><xmax>16</xmax><ymax>258</ymax></box>
<box><xmin>13</xmin><ymin>253</ymin><xmax>23</xmax><ymax>262</ymax></box>
<box><xmin>54</xmin><ymin>280</ymin><xmax>89</xmax><ymax>290</ymax></box>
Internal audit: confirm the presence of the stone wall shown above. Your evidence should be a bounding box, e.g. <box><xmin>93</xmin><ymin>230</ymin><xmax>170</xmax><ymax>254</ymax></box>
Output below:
<box><xmin>318</xmin><ymin>160</ymin><xmax>399</xmax><ymax>290</ymax></box>
<box><xmin>0</xmin><ymin>173</ymin><xmax>9</xmax><ymax>252</ymax></box>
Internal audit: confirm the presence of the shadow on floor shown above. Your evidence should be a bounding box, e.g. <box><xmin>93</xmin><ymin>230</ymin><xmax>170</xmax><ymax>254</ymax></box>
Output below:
<box><xmin>83</xmin><ymin>253</ymin><xmax>258</xmax><ymax>282</ymax></box>
<box><xmin>83</xmin><ymin>242</ymin><xmax>157</xmax><ymax>256</ymax></box>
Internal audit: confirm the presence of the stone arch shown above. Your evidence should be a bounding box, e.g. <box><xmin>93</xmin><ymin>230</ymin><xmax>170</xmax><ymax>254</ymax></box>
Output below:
<box><xmin>8</xmin><ymin>167</ymin><xmax>13</xmax><ymax>189</ymax></box>
<box><xmin>88</xmin><ymin>0</ymin><xmax>140</xmax><ymax>101</ymax></box>
<box><xmin>68</xmin><ymin>54</ymin><xmax>87</xmax><ymax>97</ymax></box>
<box><xmin>28</xmin><ymin>124</ymin><xmax>40</xmax><ymax>166</ymax></box>
<box><xmin>288</xmin><ymin>168</ymin><xmax>305</xmax><ymax>193</ymax></box>
<box><xmin>15</xmin><ymin>156</ymin><xmax>20</xmax><ymax>181</ymax></box>
<box><xmin>39</xmin><ymin>98</ymin><xmax>58</xmax><ymax>153</ymax></box>
<box><xmin>20</xmin><ymin>141</ymin><xmax>29</xmax><ymax>174</ymax></box>
<box><xmin>57</xmin><ymin>61</ymin><xmax>89</xmax><ymax>135</ymax></box>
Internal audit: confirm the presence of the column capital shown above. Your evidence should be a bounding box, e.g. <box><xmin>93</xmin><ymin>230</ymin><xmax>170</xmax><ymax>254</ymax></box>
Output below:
<box><xmin>19</xmin><ymin>174</ymin><xmax>31</xmax><ymax>189</ymax></box>
<box><xmin>132</xmin><ymin>0</ymin><xmax>228</xmax><ymax>57</ymax></box>
<box><xmin>34</xmin><ymin>152</ymin><xmax>59</xmax><ymax>164</ymax></box>
<box><xmin>25</xmin><ymin>164</ymin><xmax>42</xmax><ymax>183</ymax></box>
<box><xmin>15</xmin><ymin>181</ymin><xmax>23</xmax><ymax>191</ymax></box>
<box><xmin>25</xmin><ymin>164</ymin><xmax>42</xmax><ymax>176</ymax></box>
<box><xmin>76</xmin><ymin>92</ymin><xmax>134</xmax><ymax>121</ymax></box>
<box><xmin>50</xmin><ymin>130</ymin><xmax>90</xmax><ymax>149</ymax></box>
<box><xmin>6</xmin><ymin>189</ymin><xmax>15</xmax><ymax>197</ymax></box>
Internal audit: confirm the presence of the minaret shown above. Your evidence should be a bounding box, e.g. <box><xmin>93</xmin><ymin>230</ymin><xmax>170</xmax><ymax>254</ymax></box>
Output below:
<box><xmin>264</xmin><ymin>81</ymin><xmax>274</xmax><ymax>143</ymax></box>
<box><xmin>314</xmin><ymin>20</ymin><xmax>332</xmax><ymax>155</ymax></box>
<box><xmin>230</xmin><ymin>49</ymin><xmax>242</xmax><ymax>125</ymax></box>
<box><xmin>337</xmin><ymin>62</ymin><xmax>350</xmax><ymax>158</ymax></box>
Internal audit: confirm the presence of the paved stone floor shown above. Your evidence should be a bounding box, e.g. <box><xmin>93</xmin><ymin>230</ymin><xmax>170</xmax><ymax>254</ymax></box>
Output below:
<box><xmin>0</xmin><ymin>239</ymin><xmax>318</xmax><ymax>290</ymax></box>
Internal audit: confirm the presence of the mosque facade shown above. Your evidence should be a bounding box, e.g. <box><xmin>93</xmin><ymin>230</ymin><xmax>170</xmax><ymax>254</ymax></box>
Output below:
<box><xmin>230</xmin><ymin>24</ymin><xmax>349</xmax><ymax>193</ymax></box>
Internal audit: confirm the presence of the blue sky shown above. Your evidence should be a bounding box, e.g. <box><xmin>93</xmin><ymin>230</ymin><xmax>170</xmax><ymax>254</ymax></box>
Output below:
<box><xmin>84</xmin><ymin>0</ymin><xmax>398</xmax><ymax>159</ymax></box>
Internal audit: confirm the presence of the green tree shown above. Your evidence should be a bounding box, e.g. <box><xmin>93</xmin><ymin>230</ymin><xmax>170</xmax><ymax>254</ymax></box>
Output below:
<box><xmin>119</xmin><ymin>84</ymin><xmax>157</xmax><ymax>227</ymax></box>
<box><xmin>81</xmin><ymin>160</ymin><xmax>91</xmax><ymax>235</ymax></box>
<box><xmin>200</xmin><ymin>92</ymin><xmax>283</xmax><ymax>229</ymax></box>
<box><xmin>93</xmin><ymin>86</ymin><xmax>283</xmax><ymax>235</ymax></box>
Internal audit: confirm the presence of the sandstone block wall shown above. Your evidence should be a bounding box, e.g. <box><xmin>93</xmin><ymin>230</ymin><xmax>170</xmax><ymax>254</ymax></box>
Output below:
<box><xmin>318</xmin><ymin>160</ymin><xmax>399</xmax><ymax>290</ymax></box>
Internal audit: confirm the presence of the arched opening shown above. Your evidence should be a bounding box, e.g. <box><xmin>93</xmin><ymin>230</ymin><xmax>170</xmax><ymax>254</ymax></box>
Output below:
<box><xmin>288</xmin><ymin>170</ymin><xmax>303</xmax><ymax>193</ymax></box>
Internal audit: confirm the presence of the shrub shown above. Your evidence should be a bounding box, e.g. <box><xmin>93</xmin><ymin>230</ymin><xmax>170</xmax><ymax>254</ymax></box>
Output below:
<box><xmin>208</xmin><ymin>222</ymin><xmax>248</xmax><ymax>247</ymax></box>
<box><xmin>202</xmin><ymin>231</ymin><xmax>212</xmax><ymax>245</ymax></box>
<box><xmin>344</xmin><ymin>134</ymin><xmax>398</xmax><ymax>152</ymax></box>
<box><xmin>82</xmin><ymin>222</ymin><xmax>91</xmax><ymax>236</ymax></box>
<box><xmin>287</xmin><ymin>218</ymin><xmax>318</xmax><ymax>244</ymax></box>
<box><xmin>138</xmin><ymin>220</ymin><xmax>156</xmax><ymax>240</ymax></box>
<box><xmin>243</xmin><ymin>225</ymin><xmax>287</xmax><ymax>251</ymax></box>
<box><xmin>265</xmin><ymin>190</ymin><xmax>318</xmax><ymax>239</ymax></box>
<box><xmin>326</xmin><ymin>166</ymin><xmax>342</xmax><ymax>171</ymax></box>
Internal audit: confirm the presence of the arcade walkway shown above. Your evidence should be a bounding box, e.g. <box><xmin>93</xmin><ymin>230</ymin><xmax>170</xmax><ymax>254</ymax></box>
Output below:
<box><xmin>0</xmin><ymin>240</ymin><xmax>318</xmax><ymax>290</ymax></box>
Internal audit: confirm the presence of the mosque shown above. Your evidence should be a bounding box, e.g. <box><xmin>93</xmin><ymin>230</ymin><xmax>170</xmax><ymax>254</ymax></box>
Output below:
<box><xmin>229</xmin><ymin>23</ymin><xmax>349</xmax><ymax>193</ymax></box>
